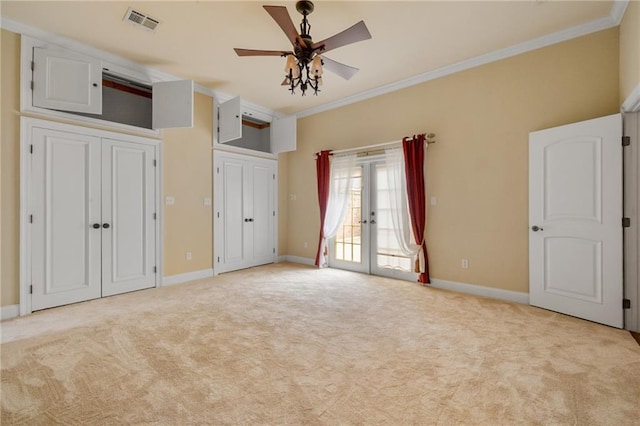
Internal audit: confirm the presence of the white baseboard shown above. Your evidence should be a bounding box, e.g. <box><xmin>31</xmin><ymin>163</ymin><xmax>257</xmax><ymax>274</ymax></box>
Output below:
<box><xmin>429</xmin><ymin>278</ymin><xmax>529</xmax><ymax>305</ymax></box>
<box><xmin>276</xmin><ymin>255</ymin><xmax>287</xmax><ymax>263</ymax></box>
<box><xmin>162</xmin><ymin>269</ymin><xmax>214</xmax><ymax>286</ymax></box>
<box><xmin>1</xmin><ymin>304</ymin><xmax>20</xmax><ymax>320</ymax></box>
<box><xmin>285</xmin><ymin>255</ymin><xmax>315</xmax><ymax>266</ymax></box>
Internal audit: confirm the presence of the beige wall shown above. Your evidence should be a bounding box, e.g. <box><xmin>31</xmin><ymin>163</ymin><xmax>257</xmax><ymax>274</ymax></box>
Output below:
<box><xmin>620</xmin><ymin>0</ymin><xmax>640</xmax><ymax>104</ymax></box>
<box><xmin>288</xmin><ymin>28</ymin><xmax>620</xmax><ymax>293</ymax></box>
<box><xmin>1</xmin><ymin>30</ymin><xmax>21</xmax><ymax>307</ymax></box>
<box><xmin>161</xmin><ymin>93</ymin><xmax>214</xmax><ymax>276</ymax></box>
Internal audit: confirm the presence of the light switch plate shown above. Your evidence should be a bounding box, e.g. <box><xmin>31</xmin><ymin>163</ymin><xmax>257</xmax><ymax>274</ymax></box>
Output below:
<box><xmin>165</xmin><ymin>196</ymin><xmax>175</xmax><ymax>205</ymax></box>
<box><xmin>430</xmin><ymin>196</ymin><xmax>437</xmax><ymax>206</ymax></box>
<box><xmin>204</xmin><ymin>197</ymin><xmax>212</xmax><ymax>206</ymax></box>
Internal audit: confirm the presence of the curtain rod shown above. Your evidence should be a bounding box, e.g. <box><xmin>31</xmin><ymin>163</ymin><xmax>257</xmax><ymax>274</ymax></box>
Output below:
<box><xmin>313</xmin><ymin>133</ymin><xmax>436</xmax><ymax>158</ymax></box>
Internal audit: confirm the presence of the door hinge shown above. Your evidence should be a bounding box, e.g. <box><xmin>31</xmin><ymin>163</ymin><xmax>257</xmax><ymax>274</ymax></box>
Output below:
<box><xmin>31</xmin><ymin>61</ymin><xmax>34</xmax><ymax>71</ymax></box>
<box><xmin>153</xmin><ymin>213</ymin><xmax>157</xmax><ymax>220</ymax></box>
<box><xmin>622</xmin><ymin>217</ymin><xmax>631</xmax><ymax>228</ymax></box>
<box><xmin>622</xmin><ymin>136</ymin><xmax>630</xmax><ymax>147</ymax></box>
<box><xmin>153</xmin><ymin>266</ymin><xmax>157</xmax><ymax>274</ymax></box>
<box><xmin>273</xmin><ymin>211</ymin><xmax>275</xmax><ymax>216</ymax></box>
<box><xmin>217</xmin><ymin>256</ymin><xmax>220</xmax><ymax>263</ymax></box>
<box><xmin>30</xmin><ymin>285</ymin><xmax>33</xmax><ymax>294</ymax></box>
<box><xmin>30</xmin><ymin>81</ymin><xmax>34</xmax><ymax>90</ymax></box>
<box><xmin>623</xmin><ymin>299</ymin><xmax>631</xmax><ymax>309</ymax></box>
<box><xmin>273</xmin><ymin>173</ymin><xmax>275</xmax><ymax>180</ymax></box>
<box><xmin>217</xmin><ymin>212</ymin><xmax>220</xmax><ymax>218</ymax></box>
<box><xmin>217</xmin><ymin>167</ymin><xmax>220</xmax><ymax>174</ymax></box>
<box><xmin>29</xmin><ymin>214</ymin><xmax>33</xmax><ymax>223</ymax></box>
<box><xmin>29</xmin><ymin>145</ymin><xmax>33</xmax><ymax>154</ymax></box>
<box><xmin>153</xmin><ymin>159</ymin><xmax>157</xmax><ymax>167</ymax></box>
<box><xmin>273</xmin><ymin>248</ymin><xmax>275</xmax><ymax>254</ymax></box>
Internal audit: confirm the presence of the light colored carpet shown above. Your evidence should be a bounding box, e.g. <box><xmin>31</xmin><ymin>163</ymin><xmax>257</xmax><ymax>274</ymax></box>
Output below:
<box><xmin>1</xmin><ymin>263</ymin><xmax>639</xmax><ymax>425</ymax></box>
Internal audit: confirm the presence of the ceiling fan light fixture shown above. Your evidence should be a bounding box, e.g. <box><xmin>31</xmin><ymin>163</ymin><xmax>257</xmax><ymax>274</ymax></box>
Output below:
<box><xmin>310</xmin><ymin>55</ymin><xmax>323</xmax><ymax>77</ymax></box>
<box><xmin>234</xmin><ymin>0</ymin><xmax>371</xmax><ymax>96</ymax></box>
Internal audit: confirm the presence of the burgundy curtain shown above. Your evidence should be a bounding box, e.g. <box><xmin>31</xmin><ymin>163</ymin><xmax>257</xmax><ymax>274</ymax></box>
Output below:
<box><xmin>403</xmin><ymin>135</ymin><xmax>430</xmax><ymax>284</ymax></box>
<box><xmin>315</xmin><ymin>151</ymin><xmax>332</xmax><ymax>267</ymax></box>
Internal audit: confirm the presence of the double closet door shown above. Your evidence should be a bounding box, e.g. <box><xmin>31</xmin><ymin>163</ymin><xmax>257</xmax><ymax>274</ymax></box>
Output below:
<box><xmin>214</xmin><ymin>152</ymin><xmax>276</xmax><ymax>273</ymax></box>
<box><xmin>329</xmin><ymin>159</ymin><xmax>416</xmax><ymax>281</ymax></box>
<box><xmin>30</xmin><ymin>124</ymin><xmax>157</xmax><ymax>311</ymax></box>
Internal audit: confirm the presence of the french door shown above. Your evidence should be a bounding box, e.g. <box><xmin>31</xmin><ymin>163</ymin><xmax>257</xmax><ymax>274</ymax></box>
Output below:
<box><xmin>329</xmin><ymin>159</ymin><xmax>416</xmax><ymax>281</ymax></box>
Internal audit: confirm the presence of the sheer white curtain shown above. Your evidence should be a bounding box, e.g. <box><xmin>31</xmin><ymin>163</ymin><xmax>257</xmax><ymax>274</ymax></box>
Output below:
<box><xmin>318</xmin><ymin>154</ymin><xmax>358</xmax><ymax>268</ymax></box>
<box><xmin>384</xmin><ymin>147</ymin><xmax>420</xmax><ymax>261</ymax></box>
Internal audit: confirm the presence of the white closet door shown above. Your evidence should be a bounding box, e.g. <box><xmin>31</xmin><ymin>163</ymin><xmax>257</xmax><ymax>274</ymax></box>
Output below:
<box><xmin>152</xmin><ymin>80</ymin><xmax>194</xmax><ymax>129</ymax></box>
<box><xmin>249</xmin><ymin>162</ymin><xmax>275</xmax><ymax>266</ymax></box>
<box><xmin>32</xmin><ymin>47</ymin><xmax>103</xmax><ymax>114</ymax></box>
<box><xmin>101</xmin><ymin>139</ymin><xmax>156</xmax><ymax>297</ymax></box>
<box><xmin>31</xmin><ymin>127</ymin><xmax>102</xmax><ymax>310</ymax></box>
<box><xmin>221</xmin><ymin>157</ymin><xmax>248</xmax><ymax>271</ymax></box>
<box><xmin>270</xmin><ymin>115</ymin><xmax>297</xmax><ymax>154</ymax></box>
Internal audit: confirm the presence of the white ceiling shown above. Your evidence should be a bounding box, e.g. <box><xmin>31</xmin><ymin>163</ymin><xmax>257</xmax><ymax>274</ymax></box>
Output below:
<box><xmin>0</xmin><ymin>1</ymin><xmax>617</xmax><ymax>115</ymax></box>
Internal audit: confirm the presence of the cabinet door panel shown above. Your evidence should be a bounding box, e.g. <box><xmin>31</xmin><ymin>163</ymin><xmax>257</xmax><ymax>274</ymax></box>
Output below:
<box><xmin>101</xmin><ymin>139</ymin><xmax>156</xmax><ymax>296</ymax></box>
<box><xmin>218</xmin><ymin>96</ymin><xmax>242</xmax><ymax>144</ymax></box>
<box><xmin>223</xmin><ymin>160</ymin><xmax>246</xmax><ymax>266</ymax></box>
<box><xmin>31</xmin><ymin>128</ymin><xmax>102</xmax><ymax>310</ymax></box>
<box><xmin>152</xmin><ymin>80</ymin><xmax>194</xmax><ymax>129</ymax></box>
<box><xmin>33</xmin><ymin>47</ymin><xmax>102</xmax><ymax>114</ymax></box>
<box><xmin>271</xmin><ymin>115</ymin><xmax>296</xmax><ymax>154</ymax></box>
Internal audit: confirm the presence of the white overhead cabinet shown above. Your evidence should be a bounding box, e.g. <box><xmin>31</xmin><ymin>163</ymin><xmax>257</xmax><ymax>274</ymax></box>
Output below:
<box><xmin>28</xmin><ymin>121</ymin><xmax>158</xmax><ymax>311</ymax></box>
<box><xmin>29</xmin><ymin>41</ymin><xmax>194</xmax><ymax>130</ymax></box>
<box><xmin>214</xmin><ymin>152</ymin><xmax>276</xmax><ymax>273</ymax></box>
<box><xmin>217</xmin><ymin>96</ymin><xmax>297</xmax><ymax>154</ymax></box>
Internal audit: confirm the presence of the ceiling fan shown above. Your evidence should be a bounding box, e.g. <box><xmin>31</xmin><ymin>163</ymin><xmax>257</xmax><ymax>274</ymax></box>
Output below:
<box><xmin>234</xmin><ymin>0</ymin><xmax>372</xmax><ymax>96</ymax></box>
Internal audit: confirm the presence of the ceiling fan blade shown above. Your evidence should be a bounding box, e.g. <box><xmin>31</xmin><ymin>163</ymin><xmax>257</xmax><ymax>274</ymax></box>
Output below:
<box><xmin>312</xmin><ymin>21</ymin><xmax>372</xmax><ymax>53</ymax></box>
<box><xmin>234</xmin><ymin>48</ymin><xmax>291</xmax><ymax>57</ymax></box>
<box><xmin>263</xmin><ymin>6</ymin><xmax>307</xmax><ymax>48</ymax></box>
<box><xmin>281</xmin><ymin>77</ymin><xmax>290</xmax><ymax>86</ymax></box>
<box><xmin>320</xmin><ymin>56</ymin><xmax>359</xmax><ymax>80</ymax></box>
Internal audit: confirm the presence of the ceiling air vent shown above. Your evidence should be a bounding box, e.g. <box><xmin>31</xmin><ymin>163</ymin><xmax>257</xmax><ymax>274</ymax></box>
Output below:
<box><xmin>123</xmin><ymin>7</ymin><xmax>160</xmax><ymax>32</ymax></box>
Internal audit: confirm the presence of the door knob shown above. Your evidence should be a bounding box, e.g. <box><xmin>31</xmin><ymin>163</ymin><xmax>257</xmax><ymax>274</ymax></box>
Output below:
<box><xmin>249</xmin><ymin>218</ymin><xmax>254</xmax><ymax>222</ymax></box>
<box><xmin>531</xmin><ymin>225</ymin><xmax>543</xmax><ymax>232</ymax></box>
<box><xmin>360</xmin><ymin>220</ymin><xmax>367</xmax><ymax>224</ymax></box>
<box><xmin>92</xmin><ymin>223</ymin><xmax>100</xmax><ymax>229</ymax></box>
<box><xmin>244</xmin><ymin>218</ymin><xmax>249</xmax><ymax>222</ymax></box>
<box><xmin>370</xmin><ymin>219</ymin><xmax>376</xmax><ymax>224</ymax></box>
<box><xmin>102</xmin><ymin>223</ymin><xmax>110</xmax><ymax>229</ymax></box>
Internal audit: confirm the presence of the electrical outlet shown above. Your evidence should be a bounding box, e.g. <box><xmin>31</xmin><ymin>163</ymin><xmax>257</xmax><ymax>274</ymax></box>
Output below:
<box><xmin>430</xmin><ymin>196</ymin><xmax>437</xmax><ymax>206</ymax></box>
<box><xmin>186</xmin><ymin>251</ymin><xmax>192</xmax><ymax>261</ymax></box>
<box><xmin>203</xmin><ymin>197</ymin><xmax>212</xmax><ymax>206</ymax></box>
<box><xmin>461</xmin><ymin>259</ymin><xmax>469</xmax><ymax>269</ymax></box>
<box><xmin>165</xmin><ymin>196</ymin><xmax>175</xmax><ymax>205</ymax></box>
<box><xmin>289</xmin><ymin>194</ymin><xmax>297</xmax><ymax>201</ymax></box>
<box><xmin>304</xmin><ymin>242</ymin><xmax>308</xmax><ymax>248</ymax></box>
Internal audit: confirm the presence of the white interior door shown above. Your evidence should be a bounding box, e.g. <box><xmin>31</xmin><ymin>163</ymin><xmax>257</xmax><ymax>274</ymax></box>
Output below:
<box><xmin>31</xmin><ymin>127</ymin><xmax>102</xmax><ymax>310</ymax></box>
<box><xmin>248</xmin><ymin>161</ymin><xmax>275</xmax><ymax>266</ymax></box>
<box><xmin>529</xmin><ymin>114</ymin><xmax>623</xmax><ymax>328</ymax></box>
<box><xmin>214</xmin><ymin>153</ymin><xmax>276</xmax><ymax>273</ymax></box>
<box><xmin>101</xmin><ymin>139</ymin><xmax>156</xmax><ymax>297</ymax></box>
<box><xmin>32</xmin><ymin>46</ymin><xmax>102</xmax><ymax>114</ymax></box>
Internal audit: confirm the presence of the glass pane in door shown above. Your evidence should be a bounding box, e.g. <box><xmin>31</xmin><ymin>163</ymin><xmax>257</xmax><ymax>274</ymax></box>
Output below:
<box><xmin>334</xmin><ymin>166</ymin><xmax>362</xmax><ymax>264</ymax></box>
<box><xmin>374</xmin><ymin>164</ymin><xmax>412</xmax><ymax>272</ymax></box>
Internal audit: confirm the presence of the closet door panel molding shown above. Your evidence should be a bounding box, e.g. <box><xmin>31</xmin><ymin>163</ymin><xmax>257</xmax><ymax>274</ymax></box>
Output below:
<box><xmin>20</xmin><ymin>117</ymin><xmax>161</xmax><ymax>315</ymax></box>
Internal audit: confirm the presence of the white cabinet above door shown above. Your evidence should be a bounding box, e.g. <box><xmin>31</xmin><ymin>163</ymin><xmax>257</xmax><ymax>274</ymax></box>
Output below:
<box><xmin>271</xmin><ymin>114</ymin><xmax>297</xmax><ymax>154</ymax></box>
<box><xmin>218</xmin><ymin>96</ymin><xmax>242</xmax><ymax>144</ymax></box>
<box><xmin>32</xmin><ymin>46</ymin><xmax>103</xmax><ymax>114</ymax></box>
<box><xmin>152</xmin><ymin>80</ymin><xmax>194</xmax><ymax>129</ymax></box>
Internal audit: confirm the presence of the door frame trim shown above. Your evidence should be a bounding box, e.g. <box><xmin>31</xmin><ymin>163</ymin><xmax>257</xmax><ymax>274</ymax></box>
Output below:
<box><xmin>19</xmin><ymin>117</ymin><xmax>162</xmax><ymax>315</ymax></box>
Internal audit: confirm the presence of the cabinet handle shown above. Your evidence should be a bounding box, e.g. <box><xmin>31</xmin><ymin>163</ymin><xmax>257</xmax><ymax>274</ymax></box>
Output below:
<box><xmin>102</xmin><ymin>223</ymin><xmax>110</xmax><ymax>229</ymax></box>
<box><xmin>92</xmin><ymin>83</ymin><xmax>98</xmax><ymax>87</ymax></box>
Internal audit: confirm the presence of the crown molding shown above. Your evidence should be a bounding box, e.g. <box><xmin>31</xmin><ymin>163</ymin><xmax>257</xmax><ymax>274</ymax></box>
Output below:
<box><xmin>296</xmin><ymin>4</ymin><xmax>624</xmax><ymax>119</ymax></box>
<box><xmin>610</xmin><ymin>0</ymin><xmax>629</xmax><ymax>25</ymax></box>
<box><xmin>622</xmin><ymin>83</ymin><xmax>640</xmax><ymax>113</ymax></box>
